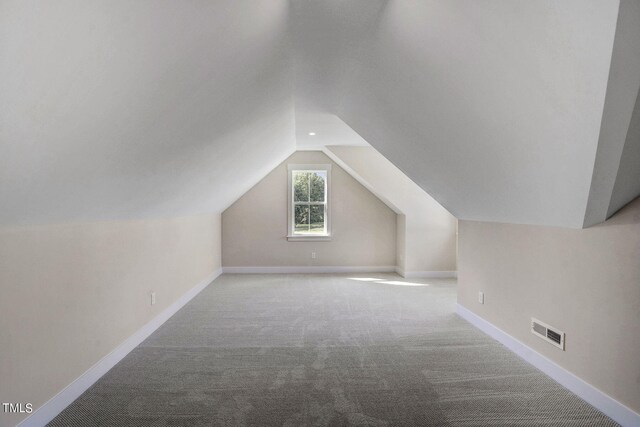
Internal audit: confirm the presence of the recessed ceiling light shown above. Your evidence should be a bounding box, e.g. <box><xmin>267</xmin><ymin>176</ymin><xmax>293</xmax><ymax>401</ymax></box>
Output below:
<box><xmin>308</xmin><ymin>132</ymin><xmax>316</xmax><ymax>136</ymax></box>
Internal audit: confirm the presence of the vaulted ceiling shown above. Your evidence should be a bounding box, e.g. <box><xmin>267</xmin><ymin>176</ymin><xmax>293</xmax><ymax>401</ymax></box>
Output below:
<box><xmin>1</xmin><ymin>0</ymin><xmax>638</xmax><ymax>228</ymax></box>
<box><xmin>0</xmin><ymin>1</ymin><xmax>295</xmax><ymax>225</ymax></box>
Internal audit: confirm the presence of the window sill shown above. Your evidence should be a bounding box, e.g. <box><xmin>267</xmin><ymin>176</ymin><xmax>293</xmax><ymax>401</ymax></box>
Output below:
<box><xmin>287</xmin><ymin>234</ymin><xmax>332</xmax><ymax>242</ymax></box>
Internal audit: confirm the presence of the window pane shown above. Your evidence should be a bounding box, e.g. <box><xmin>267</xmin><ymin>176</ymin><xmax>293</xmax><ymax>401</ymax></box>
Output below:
<box><xmin>293</xmin><ymin>171</ymin><xmax>309</xmax><ymax>202</ymax></box>
<box><xmin>309</xmin><ymin>205</ymin><xmax>325</xmax><ymax>234</ymax></box>
<box><xmin>310</xmin><ymin>171</ymin><xmax>326</xmax><ymax>202</ymax></box>
<box><xmin>294</xmin><ymin>204</ymin><xmax>310</xmax><ymax>233</ymax></box>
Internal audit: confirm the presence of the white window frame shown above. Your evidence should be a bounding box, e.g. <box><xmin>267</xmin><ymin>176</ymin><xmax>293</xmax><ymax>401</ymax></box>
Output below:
<box><xmin>287</xmin><ymin>164</ymin><xmax>331</xmax><ymax>241</ymax></box>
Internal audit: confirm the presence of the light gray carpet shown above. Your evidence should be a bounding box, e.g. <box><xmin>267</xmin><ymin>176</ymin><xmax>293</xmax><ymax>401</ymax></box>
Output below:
<box><xmin>49</xmin><ymin>274</ymin><xmax>618</xmax><ymax>426</ymax></box>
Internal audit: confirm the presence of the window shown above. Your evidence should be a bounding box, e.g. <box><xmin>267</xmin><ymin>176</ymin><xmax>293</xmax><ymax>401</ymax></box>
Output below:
<box><xmin>287</xmin><ymin>164</ymin><xmax>331</xmax><ymax>241</ymax></box>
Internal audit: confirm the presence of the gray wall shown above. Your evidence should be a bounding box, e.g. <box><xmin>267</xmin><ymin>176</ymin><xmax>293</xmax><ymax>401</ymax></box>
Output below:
<box><xmin>0</xmin><ymin>214</ymin><xmax>222</xmax><ymax>427</ymax></box>
<box><xmin>222</xmin><ymin>151</ymin><xmax>397</xmax><ymax>268</ymax></box>
<box><xmin>458</xmin><ymin>197</ymin><xmax>640</xmax><ymax>414</ymax></box>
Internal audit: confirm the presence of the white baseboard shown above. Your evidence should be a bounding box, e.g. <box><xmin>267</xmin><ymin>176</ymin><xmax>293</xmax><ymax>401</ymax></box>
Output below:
<box><xmin>395</xmin><ymin>267</ymin><xmax>457</xmax><ymax>279</ymax></box>
<box><xmin>222</xmin><ymin>266</ymin><xmax>457</xmax><ymax>278</ymax></box>
<box><xmin>456</xmin><ymin>304</ymin><xmax>640</xmax><ymax>427</ymax></box>
<box><xmin>222</xmin><ymin>266</ymin><xmax>396</xmax><ymax>274</ymax></box>
<box><xmin>17</xmin><ymin>268</ymin><xmax>222</xmax><ymax>427</ymax></box>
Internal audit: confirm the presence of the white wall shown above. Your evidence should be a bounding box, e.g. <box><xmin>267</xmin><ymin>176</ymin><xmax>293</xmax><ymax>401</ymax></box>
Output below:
<box><xmin>222</xmin><ymin>151</ymin><xmax>396</xmax><ymax>268</ymax></box>
<box><xmin>325</xmin><ymin>146</ymin><xmax>457</xmax><ymax>274</ymax></box>
<box><xmin>0</xmin><ymin>214</ymin><xmax>221</xmax><ymax>427</ymax></box>
<box><xmin>457</xmin><ymin>197</ymin><xmax>640</xmax><ymax>415</ymax></box>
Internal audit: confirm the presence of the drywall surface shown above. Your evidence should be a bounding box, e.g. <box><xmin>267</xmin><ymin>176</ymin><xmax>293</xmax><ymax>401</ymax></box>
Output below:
<box><xmin>458</xmin><ymin>197</ymin><xmax>640</xmax><ymax>413</ymax></box>
<box><xmin>290</xmin><ymin>0</ymin><xmax>387</xmax><ymax>113</ymax></box>
<box><xmin>296</xmin><ymin>113</ymin><xmax>370</xmax><ymax>150</ymax></box>
<box><xmin>0</xmin><ymin>0</ymin><xmax>294</xmax><ymax>226</ymax></box>
<box><xmin>396</xmin><ymin>214</ymin><xmax>407</xmax><ymax>272</ymax></box>
<box><xmin>0</xmin><ymin>214</ymin><xmax>221</xmax><ymax>427</ymax></box>
<box><xmin>608</xmin><ymin>87</ymin><xmax>640</xmax><ymax>218</ymax></box>
<box><xmin>222</xmin><ymin>151</ymin><xmax>396</xmax><ymax>268</ymax></box>
<box><xmin>2</xmin><ymin>0</ymin><xmax>636</xmax><ymax>230</ymax></box>
<box><xmin>338</xmin><ymin>0</ymin><xmax>620</xmax><ymax>228</ymax></box>
<box><xmin>584</xmin><ymin>0</ymin><xmax>640</xmax><ymax>227</ymax></box>
<box><xmin>325</xmin><ymin>146</ymin><xmax>457</xmax><ymax>273</ymax></box>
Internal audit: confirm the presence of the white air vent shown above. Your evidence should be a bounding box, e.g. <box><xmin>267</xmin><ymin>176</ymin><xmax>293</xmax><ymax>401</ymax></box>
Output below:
<box><xmin>531</xmin><ymin>318</ymin><xmax>565</xmax><ymax>350</ymax></box>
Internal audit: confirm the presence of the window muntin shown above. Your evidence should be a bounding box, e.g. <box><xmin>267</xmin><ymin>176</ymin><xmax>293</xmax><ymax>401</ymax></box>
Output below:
<box><xmin>288</xmin><ymin>164</ymin><xmax>330</xmax><ymax>239</ymax></box>
<box><xmin>292</xmin><ymin>170</ymin><xmax>327</xmax><ymax>234</ymax></box>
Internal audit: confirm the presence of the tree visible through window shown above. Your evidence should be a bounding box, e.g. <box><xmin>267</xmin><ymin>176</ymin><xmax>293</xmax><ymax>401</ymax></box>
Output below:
<box><xmin>287</xmin><ymin>164</ymin><xmax>330</xmax><ymax>240</ymax></box>
<box><xmin>292</xmin><ymin>169</ymin><xmax>328</xmax><ymax>235</ymax></box>
<box><xmin>289</xmin><ymin>165</ymin><xmax>331</xmax><ymax>237</ymax></box>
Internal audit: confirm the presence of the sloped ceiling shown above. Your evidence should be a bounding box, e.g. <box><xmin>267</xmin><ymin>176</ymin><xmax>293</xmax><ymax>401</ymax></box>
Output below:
<box><xmin>1</xmin><ymin>1</ymin><xmax>638</xmax><ymax>228</ymax></box>
<box><xmin>585</xmin><ymin>0</ymin><xmax>640</xmax><ymax>225</ymax></box>
<box><xmin>333</xmin><ymin>0</ymin><xmax>637</xmax><ymax>228</ymax></box>
<box><xmin>0</xmin><ymin>0</ymin><xmax>295</xmax><ymax>225</ymax></box>
<box><xmin>608</xmin><ymin>86</ymin><xmax>640</xmax><ymax>218</ymax></box>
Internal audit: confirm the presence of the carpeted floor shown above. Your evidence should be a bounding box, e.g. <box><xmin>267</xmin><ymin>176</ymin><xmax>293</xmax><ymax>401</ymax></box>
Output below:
<box><xmin>49</xmin><ymin>274</ymin><xmax>618</xmax><ymax>426</ymax></box>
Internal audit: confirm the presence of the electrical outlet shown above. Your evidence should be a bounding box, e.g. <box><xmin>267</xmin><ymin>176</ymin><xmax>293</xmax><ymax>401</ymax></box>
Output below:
<box><xmin>478</xmin><ymin>291</ymin><xmax>484</xmax><ymax>304</ymax></box>
<box><xmin>311</xmin><ymin>251</ymin><xmax>316</xmax><ymax>259</ymax></box>
<box><xmin>151</xmin><ymin>292</ymin><xmax>156</xmax><ymax>306</ymax></box>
